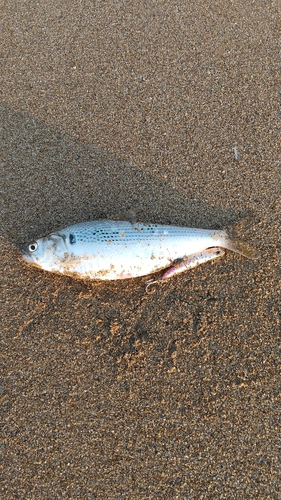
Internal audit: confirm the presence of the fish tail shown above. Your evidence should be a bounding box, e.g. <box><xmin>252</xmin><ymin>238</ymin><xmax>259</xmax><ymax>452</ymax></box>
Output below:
<box><xmin>219</xmin><ymin>219</ymin><xmax>260</xmax><ymax>259</ymax></box>
<box><xmin>221</xmin><ymin>233</ymin><xmax>259</xmax><ymax>259</ymax></box>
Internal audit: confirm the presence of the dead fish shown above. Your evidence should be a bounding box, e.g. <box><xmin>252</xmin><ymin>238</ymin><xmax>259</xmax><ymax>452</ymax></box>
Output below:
<box><xmin>21</xmin><ymin>219</ymin><xmax>258</xmax><ymax>281</ymax></box>
<box><xmin>145</xmin><ymin>247</ymin><xmax>225</xmax><ymax>291</ymax></box>
<box><xmin>161</xmin><ymin>247</ymin><xmax>225</xmax><ymax>280</ymax></box>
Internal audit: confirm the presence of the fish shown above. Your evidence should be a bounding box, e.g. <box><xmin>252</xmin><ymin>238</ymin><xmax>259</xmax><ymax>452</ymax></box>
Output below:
<box><xmin>20</xmin><ymin>219</ymin><xmax>259</xmax><ymax>281</ymax></box>
<box><xmin>161</xmin><ymin>247</ymin><xmax>225</xmax><ymax>280</ymax></box>
<box><xmin>145</xmin><ymin>247</ymin><xmax>225</xmax><ymax>291</ymax></box>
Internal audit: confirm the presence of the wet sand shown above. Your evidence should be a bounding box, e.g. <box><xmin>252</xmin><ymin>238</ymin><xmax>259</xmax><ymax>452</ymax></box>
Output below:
<box><xmin>1</xmin><ymin>1</ymin><xmax>280</xmax><ymax>498</ymax></box>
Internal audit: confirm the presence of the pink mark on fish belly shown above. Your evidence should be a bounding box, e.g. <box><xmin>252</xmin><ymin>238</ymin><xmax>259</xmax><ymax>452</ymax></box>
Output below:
<box><xmin>117</xmin><ymin>270</ymin><xmax>133</xmax><ymax>279</ymax></box>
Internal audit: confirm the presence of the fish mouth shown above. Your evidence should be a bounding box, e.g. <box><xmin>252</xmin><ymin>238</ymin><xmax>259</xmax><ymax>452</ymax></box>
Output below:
<box><xmin>20</xmin><ymin>248</ymin><xmax>42</xmax><ymax>268</ymax></box>
<box><xmin>20</xmin><ymin>244</ymin><xmax>33</xmax><ymax>263</ymax></box>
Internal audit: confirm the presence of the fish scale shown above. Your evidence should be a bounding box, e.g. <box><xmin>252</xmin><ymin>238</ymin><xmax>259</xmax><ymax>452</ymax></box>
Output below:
<box><xmin>21</xmin><ymin>219</ymin><xmax>258</xmax><ymax>281</ymax></box>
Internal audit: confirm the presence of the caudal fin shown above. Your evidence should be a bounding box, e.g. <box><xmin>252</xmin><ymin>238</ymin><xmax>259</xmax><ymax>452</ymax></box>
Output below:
<box><xmin>219</xmin><ymin>217</ymin><xmax>260</xmax><ymax>259</ymax></box>
<box><xmin>222</xmin><ymin>234</ymin><xmax>260</xmax><ymax>259</ymax></box>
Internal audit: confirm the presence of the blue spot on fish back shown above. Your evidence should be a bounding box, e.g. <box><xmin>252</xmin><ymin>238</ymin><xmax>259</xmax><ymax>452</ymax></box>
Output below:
<box><xmin>69</xmin><ymin>233</ymin><xmax>76</xmax><ymax>245</ymax></box>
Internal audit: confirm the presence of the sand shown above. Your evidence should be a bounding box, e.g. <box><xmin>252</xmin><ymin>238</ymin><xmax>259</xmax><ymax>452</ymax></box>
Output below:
<box><xmin>1</xmin><ymin>0</ymin><xmax>280</xmax><ymax>498</ymax></box>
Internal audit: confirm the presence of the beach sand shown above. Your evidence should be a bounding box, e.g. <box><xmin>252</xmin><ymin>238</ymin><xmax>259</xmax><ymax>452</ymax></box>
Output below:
<box><xmin>1</xmin><ymin>0</ymin><xmax>280</xmax><ymax>498</ymax></box>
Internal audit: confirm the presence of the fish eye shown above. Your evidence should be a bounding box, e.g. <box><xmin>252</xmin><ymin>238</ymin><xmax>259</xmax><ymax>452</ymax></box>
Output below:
<box><xmin>28</xmin><ymin>242</ymin><xmax>38</xmax><ymax>252</ymax></box>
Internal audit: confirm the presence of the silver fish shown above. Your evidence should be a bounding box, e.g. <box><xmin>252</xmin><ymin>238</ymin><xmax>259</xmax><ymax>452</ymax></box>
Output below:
<box><xmin>21</xmin><ymin>219</ymin><xmax>258</xmax><ymax>281</ymax></box>
<box><xmin>145</xmin><ymin>247</ymin><xmax>225</xmax><ymax>291</ymax></box>
<box><xmin>161</xmin><ymin>247</ymin><xmax>225</xmax><ymax>280</ymax></box>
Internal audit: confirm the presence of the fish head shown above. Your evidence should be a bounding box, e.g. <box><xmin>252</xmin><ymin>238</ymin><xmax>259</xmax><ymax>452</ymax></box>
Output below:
<box><xmin>21</xmin><ymin>232</ymin><xmax>69</xmax><ymax>272</ymax></box>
